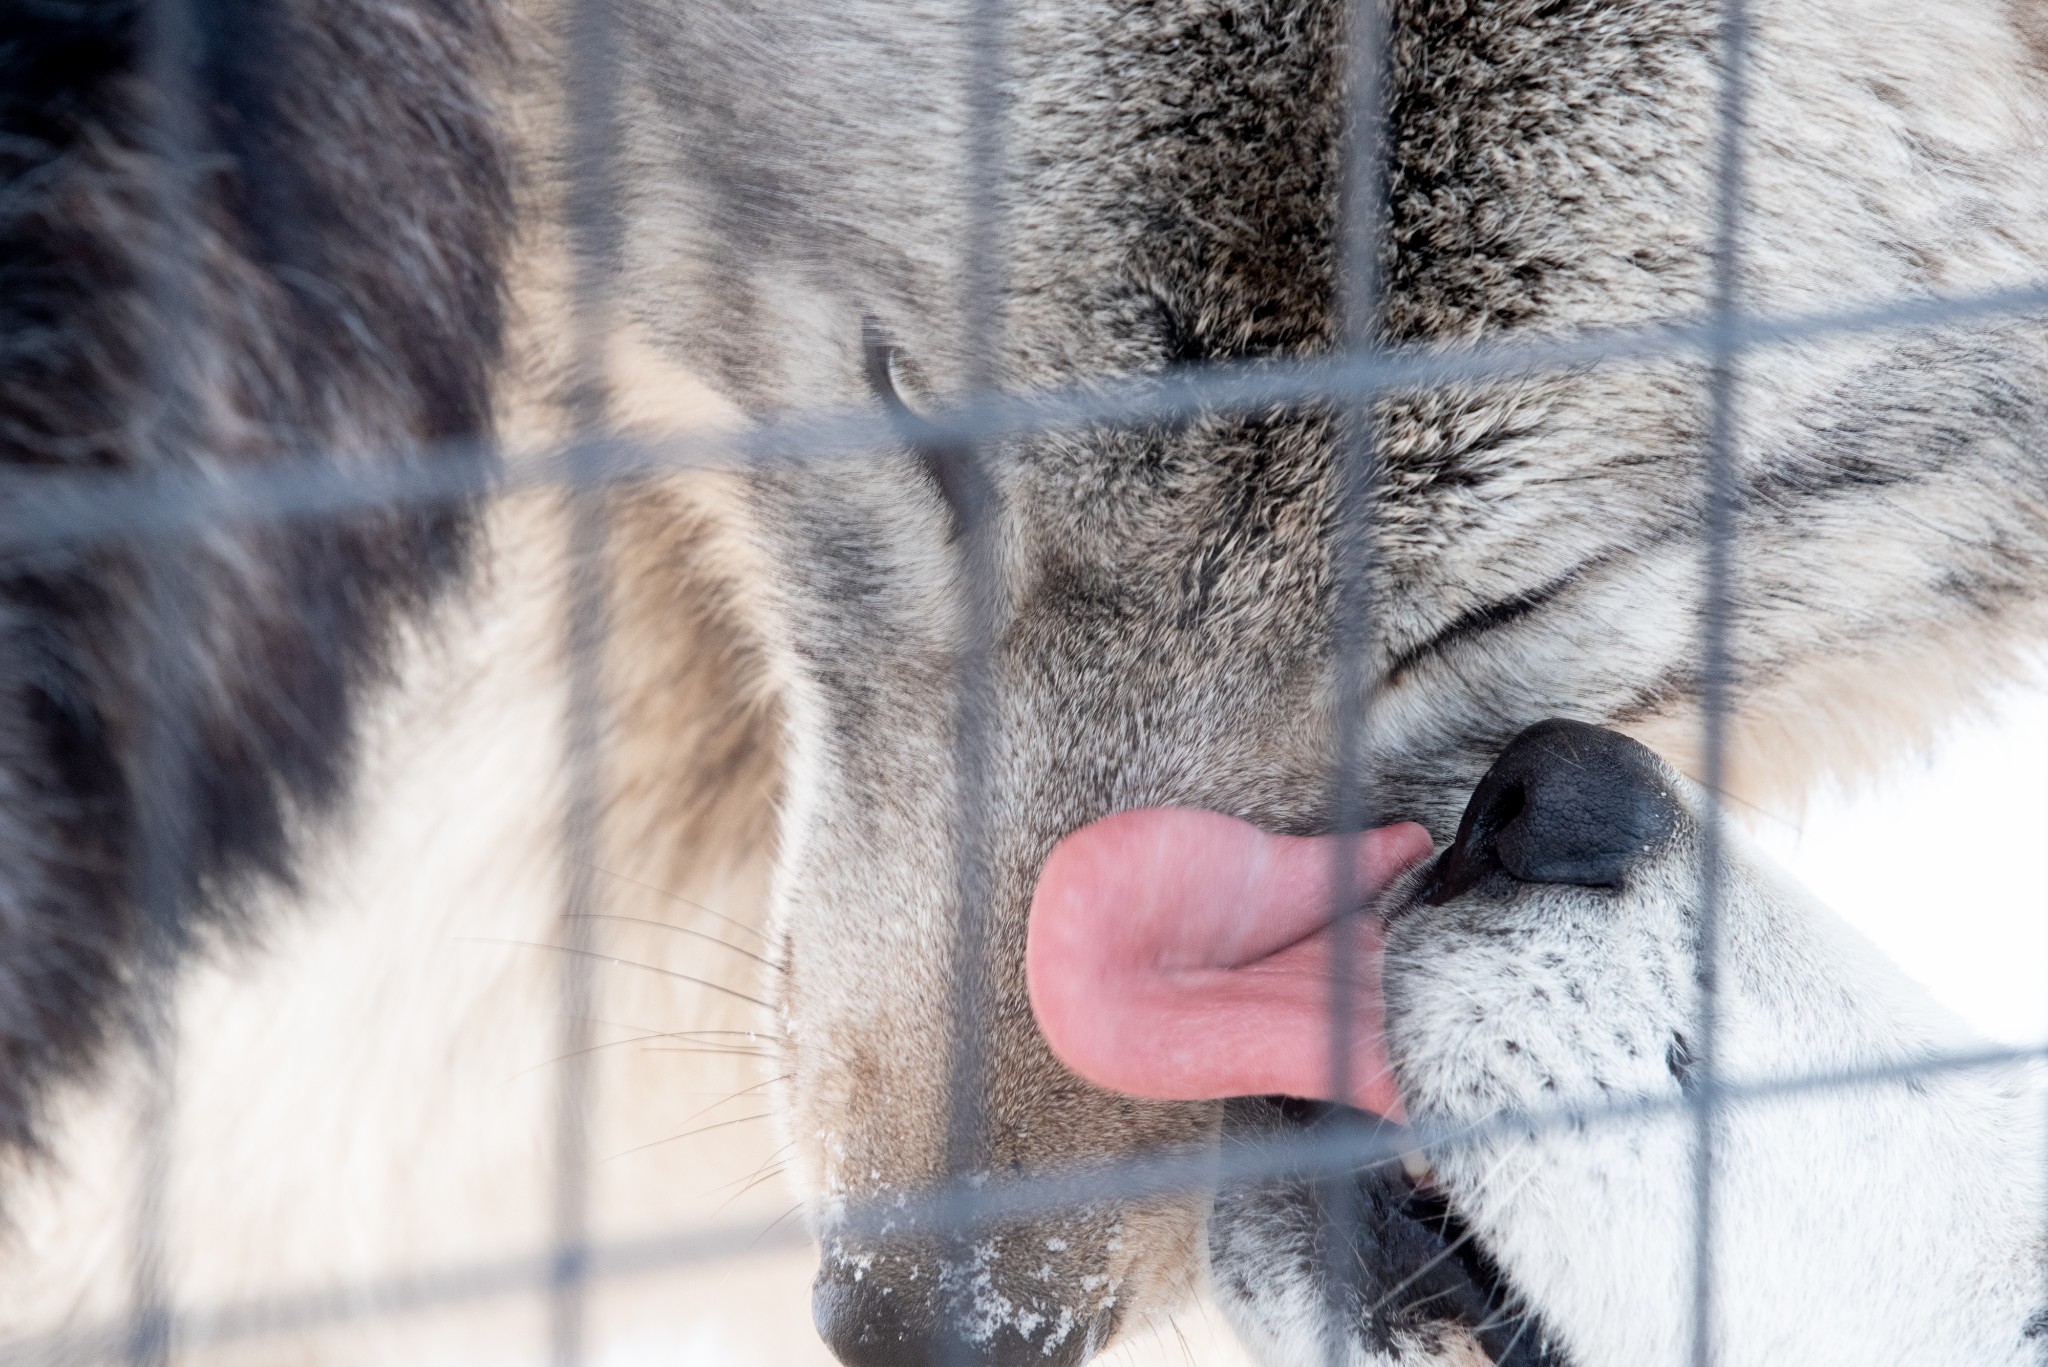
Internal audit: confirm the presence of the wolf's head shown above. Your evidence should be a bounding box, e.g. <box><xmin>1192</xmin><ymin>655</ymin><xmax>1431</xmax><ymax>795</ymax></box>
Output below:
<box><xmin>607</xmin><ymin>0</ymin><xmax>2048</xmax><ymax>1358</ymax></box>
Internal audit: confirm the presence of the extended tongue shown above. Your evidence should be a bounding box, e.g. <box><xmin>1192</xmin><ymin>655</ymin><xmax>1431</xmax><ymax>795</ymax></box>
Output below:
<box><xmin>1025</xmin><ymin>808</ymin><xmax>1434</xmax><ymax>1121</ymax></box>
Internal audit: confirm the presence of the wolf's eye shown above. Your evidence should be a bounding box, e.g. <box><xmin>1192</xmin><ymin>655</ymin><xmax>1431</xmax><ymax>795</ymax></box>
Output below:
<box><xmin>860</xmin><ymin>318</ymin><xmax>986</xmax><ymax>541</ymax></box>
<box><xmin>861</xmin><ymin>319</ymin><xmax>930</xmax><ymax>423</ymax></box>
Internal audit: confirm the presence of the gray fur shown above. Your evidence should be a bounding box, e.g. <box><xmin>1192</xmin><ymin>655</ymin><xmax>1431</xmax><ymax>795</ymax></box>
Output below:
<box><xmin>12</xmin><ymin>0</ymin><xmax>2048</xmax><ymax>1360</ymax></box>
<box><xmin>611</xmin><ymin>0</ymin><xmax>2048</xmax><ymax>1354</ymax></box>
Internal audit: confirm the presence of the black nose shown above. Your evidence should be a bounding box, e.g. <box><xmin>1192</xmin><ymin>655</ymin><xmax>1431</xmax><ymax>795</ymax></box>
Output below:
<box><xmin>812</xmin><ymin>1250</ymin><xmax>1098</xmax><ymax>1367</ymax></box>
<box><xmin>813</xmin><ymin>1264</ymin><xmax>931</xmax><ymax>1367</ymax></box>
<box><xmin>1427</xmin><ymin>719</ymin><xmax>1680</xmax><ymax>905</ymax></box>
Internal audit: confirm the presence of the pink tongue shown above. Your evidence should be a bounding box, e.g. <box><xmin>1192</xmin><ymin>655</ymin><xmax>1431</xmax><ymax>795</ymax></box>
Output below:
<box><xmin>1026</xmin><ymin>809</ymin><xmax>1435</xmax><ymax>1121</ymax></box>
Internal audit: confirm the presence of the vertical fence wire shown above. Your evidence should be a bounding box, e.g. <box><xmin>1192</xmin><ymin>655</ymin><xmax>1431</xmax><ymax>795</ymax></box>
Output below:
<box><xmin>126</xmin><ymin>0</ymin><xmax>206</xmax><ymax>1360</ymax></box>
<box><xmin>1693</xmin><ymin>0</ymin><xmax>1753</xmax><ymax>1363</ymax></box>
<box><xmin>937</xmin><ymin>0</ymin><xmax>1010</xmax><ymax>1357</ymax></box>
<box><xmin>1318</xmin><ymin>0</ymin><xmax>1391</xmax><ymax>1357</ymax></box>
<box><xmin>21</xmin><ymin>0</ymin><xmax>2048</xmax><ymax>1360</ymax></box>
<box><xmin>551</xmin><ymin>0</ymin><xmax>627</xmax><ymax>1359</ymax></box>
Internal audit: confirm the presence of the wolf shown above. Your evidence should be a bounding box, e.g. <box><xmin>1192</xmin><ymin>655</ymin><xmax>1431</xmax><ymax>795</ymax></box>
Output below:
<box><xmin>5</xmin><ymin>0</ymin><xmax>2048</xmax><ymax>1362</ymax></box>
<box><xmin>1191</xmin><ymin>719</ymin><xmax>2048</xmax><ymax>1366</ymax></box>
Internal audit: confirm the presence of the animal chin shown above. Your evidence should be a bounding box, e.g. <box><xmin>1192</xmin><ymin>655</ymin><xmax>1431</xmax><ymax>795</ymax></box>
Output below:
<box><xmin>1212</xmin><ymin>1096</ymin><xmax>1566</xmax><ymax>1367</ymax></box>
<box><xmin>1388</xmin><ymin>1150</ymin><xmax>1562</xmax><ymax>1367</ymax></box>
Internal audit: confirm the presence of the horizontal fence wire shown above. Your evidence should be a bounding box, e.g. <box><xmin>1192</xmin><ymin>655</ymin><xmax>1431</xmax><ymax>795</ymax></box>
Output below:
<box><xmin>5</xmin><ymin>277</ymin><xmax>2044</xmax><ymax>1367</ymax></box>
<box><xmin>1</xmin><ymin>278</ymin><xmax>2045</xmax><ymax>566</ymax></box>
<box><xmin>14</xmin><ymin>0</ymin><xmax>2048</xmax><ymax>1356</ymax></box>
<box><xmin>4</xmin><ymin>267</ymin><xmax>2045</xmax><ymax>1367</ymax></box>
<box><xmin>4</xmin><ymin>1039</ymin><xmax>2042</xmax><ymax>1364</ymax></box>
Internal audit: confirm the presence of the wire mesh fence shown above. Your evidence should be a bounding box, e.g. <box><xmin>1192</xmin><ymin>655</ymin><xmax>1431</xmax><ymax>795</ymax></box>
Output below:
<box><xmin>4</xmin><ymin>0</ymin><xmax>2048</xmax><ymax>1361</ymax></box>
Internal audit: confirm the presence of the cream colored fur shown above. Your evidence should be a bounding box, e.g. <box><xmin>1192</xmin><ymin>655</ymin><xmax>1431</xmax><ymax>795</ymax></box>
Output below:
<box><xmin>11</xmin><ymin>0</ymin><xmax>2048</xmax><ymax>1361</ymax></box>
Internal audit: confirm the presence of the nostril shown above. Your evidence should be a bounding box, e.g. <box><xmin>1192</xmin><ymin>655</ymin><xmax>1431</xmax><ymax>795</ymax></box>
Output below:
<box><xmin>1429</xmin><ymin>719</ymin><xmax>1680</xmax><ymax>904</ymax></box>
<box><xmin>1473</xmin><ymin>780</ymin><xmax>1525</xmax><ymax>842</ymax></box>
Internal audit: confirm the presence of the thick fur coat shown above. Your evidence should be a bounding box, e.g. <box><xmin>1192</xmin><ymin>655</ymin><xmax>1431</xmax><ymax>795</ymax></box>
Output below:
<box><xmin>0</xmin><ymin>0</ymin><xmax>508</xmax><ymax>1149</ymax></box>
<box><xmin>4</xmin><ymin>0</ymin><xmax>2048</xmax><ymax>1362</ymax></box>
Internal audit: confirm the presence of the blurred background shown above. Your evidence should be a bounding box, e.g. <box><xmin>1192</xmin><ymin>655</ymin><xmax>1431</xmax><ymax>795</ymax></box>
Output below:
<box><xmin>1755</xmin><ymin>666</ymin><xmax>2048</xmax><ymax>1051</ymax></box>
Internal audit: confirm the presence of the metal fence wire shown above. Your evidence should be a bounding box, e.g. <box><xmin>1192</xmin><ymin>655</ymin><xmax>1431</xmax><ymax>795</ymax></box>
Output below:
<box><xmin>5</xmin><ymin>0</ymin><xmax>2048</xmax><ymax>1362</ymax></box>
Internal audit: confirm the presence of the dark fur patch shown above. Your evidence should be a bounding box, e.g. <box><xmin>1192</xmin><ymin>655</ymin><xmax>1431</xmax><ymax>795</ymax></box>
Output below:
<box><xmin>1213</xmin><ymin>1098</ymin><xmax>1568</xmax><ymax>1365</ymax></box>
<box><xmin>0</xmin><ymin>0</ymin><xmax>511</xmax><ymax>1153</ymax></box>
